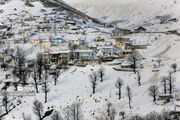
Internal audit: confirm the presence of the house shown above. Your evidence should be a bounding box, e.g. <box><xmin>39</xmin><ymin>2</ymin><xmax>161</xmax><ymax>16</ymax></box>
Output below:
<box><xmin>46</xmin><ymin>51</ymin><xmax>70</xmax><ymax>65</ymax></box>
<box><xmin>29</xmin><ymin>38</ymin><xmax>40</xmax><ymax>44</ymax></box>
<box><xmin>112</xmin><ymin>29</ymin><xmax>131</xmax><ymax>36</ymax></box>
<box><xmin>10</xmin><ymin>57</ymin><xmax>25</xmax><ymax>66</ymax></box>
<box><xmin>168</xmin><ymin>18</ymin><xmax>178</xmax><ymax>22</ymax></box>
<box><xmin>73</xmin><ymin>50</ymin><xmax>96</xmax><ymax>60</ymax></box>
<box><xmin>134</xmin><ymin>26</ymin><xmax>146</xmax><ymax>33</ymax></box>
<box><xmin>113</xmin><ymin>46</ymin><xmax>121</xmax><ymax>54</ymax></box>
<box><xmin>94</xmin><ymin>38</ymin><xmax>105</xmax><ymax>43</ymax></box>
<box><xmin>48</xmin><ymin>49</ymin><xmax>97</xmax><ymax>65</ymax></box>
<box><xmin>40</xmin><ymin>40</ymin><xmax>51</xmax><ymax>48</ymax></box>
<box><xmin>8</xmin><ymin>39</ymin><xmax>16</xmax><ymax>44</ymax></box>
<box><xmin>158</xmin><ymin>94</ymin><xmax>173</xmax><ymax>102</ymax></box>
<box><xmin>69</xmin><ymin>39</ymin><xmax>84</xmax><ymax>46</ymax></box>
<box><xmin>121</xmin><ymin>61</ymin><xmax>132</xmax><ymax>69</ymax></box>
<box><xmin>49</xmin><ymin>52</ymin><xmax>60</xmax><ymax>65</ymax></box>
<box><xmin>52</xmin><ymin>38</ymin><xmax>65</xmax><ymax>43</ymax></box>
<box><xmin>42</xmin><ymin>52</ymin><xmax>50</xmax><ymax>64</ymax></box>
<box><xmin>58</xmin><ymin>51</ymin><xmax>70</xmax><ymax>64</ymax></box>
<box><xmin>65</xmin><ymin>20</ymin><xmax>76</xmax><ymax>26</ymax></box>
<box><xmin>5</xmin><ymin>65</ymin><xmax>15</xmax><ymax>71</ymax></box>
<box><xmin>141</xmin><ymin>60</ymin><xmax>158</xmax><ymax>69</ymax></box>
<box><xmin>114</xmin><ymin>38</ymin><xmax>131</xmax><ymax>50</ymax></box>
<box><xmin>101</xmin><ymin>46</ymin><xmax>114</xmax><ymax>57</ymax></box>
<box><xmin>0</xmin><ymin>51</ymin><xmax>5</xmax><ymax>58</ymax></box>
<box><xmin>122</xmin><ymin>49</ymin><xmax>132</xmax><ymax>56</ymax></box>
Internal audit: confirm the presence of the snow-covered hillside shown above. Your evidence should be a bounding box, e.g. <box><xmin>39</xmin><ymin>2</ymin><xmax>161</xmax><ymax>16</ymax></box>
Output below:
<box><xmin>1</xmin><ymin>0</ymin><xmax>180</xmax><ymax>120</ymax></box>
<box><xmin>64</xmin><ymin>0</ymin><xmax>180</xmax><ymax>28</ymax></box>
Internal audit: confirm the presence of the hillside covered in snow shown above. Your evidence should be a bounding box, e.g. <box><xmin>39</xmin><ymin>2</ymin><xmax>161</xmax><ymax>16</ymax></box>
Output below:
<box><xmin>0</xmin><ymin>0</ymin><xmax>180</xmax><ymax>120</ymax></box>
<box><xmin>64</xmin><ymin>0</ymin><xmax>180</xmax><ymax>28</ymax></box>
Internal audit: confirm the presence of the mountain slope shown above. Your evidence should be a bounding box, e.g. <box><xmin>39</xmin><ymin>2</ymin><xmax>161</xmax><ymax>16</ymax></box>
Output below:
<box><xmin>41</xmin><ymin>0</ymin><xmax>102</xmax><ymax>24</ymax></box>
<box><xmin>64</xmin><ymin>0</ymin><xmax>180</xmax><ymax>28</ymax></box>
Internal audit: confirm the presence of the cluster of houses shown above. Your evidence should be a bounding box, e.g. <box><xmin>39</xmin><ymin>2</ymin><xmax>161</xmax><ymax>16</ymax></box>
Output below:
<box><xmin>0</xmin><ymin>32</ymin><xmax>160</xmax><ymax>71</ymax></box>
<box><xmin>0</xmin><ymin>36</ymin><xmax>135</xmax><ymax>69</ymax></box>
<box><xmin>41</xmin><ymin>37</ymin><xmax>132</xmax><ymax>66</ymax></box>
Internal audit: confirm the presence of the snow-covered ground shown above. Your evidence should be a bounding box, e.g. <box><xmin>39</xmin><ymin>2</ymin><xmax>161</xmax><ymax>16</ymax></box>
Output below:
<box><xmin>2</xmin><ymin>31</ymin><xmax>180</xmax><ymax>120</ymax></box>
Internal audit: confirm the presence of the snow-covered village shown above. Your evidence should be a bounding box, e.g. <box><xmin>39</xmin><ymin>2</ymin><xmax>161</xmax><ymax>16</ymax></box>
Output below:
<box><xmin>0</xmin><ymin>0</ymin><xmax>180</xmax><ymax>120</ymax></box>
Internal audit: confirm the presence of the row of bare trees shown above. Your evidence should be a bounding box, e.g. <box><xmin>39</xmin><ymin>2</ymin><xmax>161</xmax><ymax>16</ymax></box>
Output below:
<box><xmin>89</xmin><ymin>66</ymin><xmax>106</xmax><ymax>94</ymax></box>
<box><xmin>23</xmin><ymin>99</ymin><xmax>84</xmax><ymax>120</ymax></box>
<box><xmin>148</xmin><ymin>63</ymin><xmax>178</xmax><ymax>103</ymax></box>
<box><xmin>96</xmin><ymin>103</ymin><xmax>172</xmax><ymax>120</ymax></box>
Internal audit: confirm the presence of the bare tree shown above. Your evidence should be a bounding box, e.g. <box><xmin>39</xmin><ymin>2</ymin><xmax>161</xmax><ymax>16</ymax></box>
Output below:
<box><xmin>171</xmin><ymin>63</ymin><xmax>177</xmax><ymax>73</ymax></box>
<box><xmin>0</xmin><ymin>109</ymin><xmax>3</xmax><ymax>120</ymax></box>
<box><xmin>12</xmin><ymin>56</ymin><xmax>27</xmax><ymax>86</ymax></box>
<box><xmin>1</xmin><ymin>63</ymin><xmax>7</xmax><ymax>71</ymax></box>
<box><xmin>64</xmin><ymin>102</ymin><xmax>83</xmax><ymax>120</ymax></box>
<box><xmin>89</xmin><ymin>71</ymin><xmax>98</xmax><ymax>94</ymax></box>
<box><xmin>126</xmin><ymin>86</ymin><xmax>132</xmax><ymax>109</ymax></box>
<box><xmin>167</xmin><ymin>72</ymin><xmax>174</xmax><ymax>94</ymax></box>
<box><xmin>32</xmin><ymin>66</ymin><xmax>39</xmax><ymax>93</ymax></box>
<box><xmin>137</xmin><ymin>71</ymin><xmax>141</xmax><ymax>86</ymax></box>
<box><xmin>68</xmin><ymin>43</ymin><xmax>75</xmax><ymax>61</ymax></box>
<box><xmin>51</xmin><ymin>110</ymin><xmax>63</xmax><ymax>120</ymax></box>
<box><xmin>33</xmin><ymin>99</ymin><xmax>44</xmax><ymax>120</ymax></box>
<box><xmin>107</xmin><ymin>102</ymin><xmax>112</xmax><ymax>117</ymax></box>
<box><xmin>129</xmin><ymin>115</ymin><xmax>144</xmax><ymax>120</ymax></box>
<box><xmin>21</xmin><ymin>67</ymin><xmax>28</xmax><ymax>86</ymax></box>
<box><xmin>98</xmin><ymin>66</ymin><xmax>106</xmax><ymax>82</ymax></box>
<box><xmin>13</xmin><ymin>75</ymin><xmax>18</xmax><ymax>91</ymax></box>
<box><xmin>70</xmin><ymin>102</ymin><xmax>83</xmax><ymax>120</ymax></box>
<box><xmin>109</xmin><ymin>108</ymin><xmax>116</xmax><ymax>120</ymax></box>
<box><xmin>13</xmin><ymin>82</ymin><xmax>18</xmax><ymax>91</ymax></box>
<box><xmin>157</xmin><ymin>58</ymin><xmax>161</xmax><ymax>67</ymax></box>
<box><xmin>119</xmin><ymin>111</ymin><xmax>125</xmax><ymax>119</ymax></box>
<box><xmin>96</xmin><ymin>102</ymin><xmax>116</xmax><ymax>120</ymax></box>
<box><xmin>127</xmin><ymin>50</ymin><xmax>142</xmax><ymax>73</ymax></box>
<box><xmin>160</xmin><ymin>15</ymin><xmax>171</xmax><ymax>24</ymax></box>
<box><xmin>42</xmin><ymin>73</ymin><xmax>50</xmax><ymax>103</ymax></box>
<box><xmin>64</xmin><ymin>106</ymin><xmax>71</xmax><ymax>120</ymax></box>
<box><xmin>145</xmin><ymin>111</ymin><xmax>162</xmax><ymax>120</ymax></box>
<box><xmin>115</xmin><ymin>78</ymin><xmax>123</xmax><ymax>99</ymax></box>
<box><xmin>22</xmin><ymin>113</ymin><xmax>32</xmax><ymax>120</ymax></box>
<box><xmin>16</xmin><ymin>46</ymin><xmax>25</xmax><ymax>57</ymax></box>
<box><xmin>52</xmin><ymin>69</ymin><xmax>60</xmax><ymax>86</ymax></box>
<box><xmin>2</xmin><ymin>91</ymin><xmax>9</xmax><ymax>113</ymax></box>
<box><xmin>148</xmin><ymin>85</ymin><xmax>159</xmax><ymax>102</ymax></box>
<box><xmin>37</xmin><ymin>54</ymin><xmax>43</xmax><ymax>81</ymax></box>
<box><xmin>161</xmin><ymin>76</ymin><xmax>167</xmax><ymax>94</ymax></box>
<box><xmin>105</xmin><ymin>102</ymin><xmax>116</xmax><ymax>120</ymax></box>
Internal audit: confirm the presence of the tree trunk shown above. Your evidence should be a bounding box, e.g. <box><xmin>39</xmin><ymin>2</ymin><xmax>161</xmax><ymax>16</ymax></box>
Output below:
<box><xmin>164</xmin><ymin>82</ymin><xmax>166</xmax><ymax>94</ymax></box>
<box><xmin>153</xmin><ymin>95</ymin><xmax>156</xmax><ymax>102</ymax></box>
<box><xmin>93</xmin><ymin>86</ymin><xmax>95</xmax><ymax>94</ymax></box>
<box><xmin>5</xmin><ymin>105</ymin><xmax>8</xmax><ymax>114</ymax></box>
<box><xmin>119</xmin><ymin>88</ymin><xmax>121</xmax><ymax>99</ymax></box>
<box><xmin>54</xmin><ymin>78</ymin><xmax>57</xmax><ymax>86</ymax></box>
<box><xmin>100</xmin><ymin>75</ymin><xmax>103</xmax><ymax>82</ymax></box>
<box><xmin>35</xmin><ymin>81</ymin><xmax>39</xmax><ymax>93</ymax></box>
<box><xmin>133</xmin><ymin>61</ymin><xmax>136</xmax><ymax>73</ymax></box>
<box><xmin>129</xmin><ymin>100</ymin><xmax>131</xmax><ymax>109</ymax></box>
<box><xmin>45</xmin><ymin>91</ymin><xmax>47</xmax><ymax>103</ymax></box>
